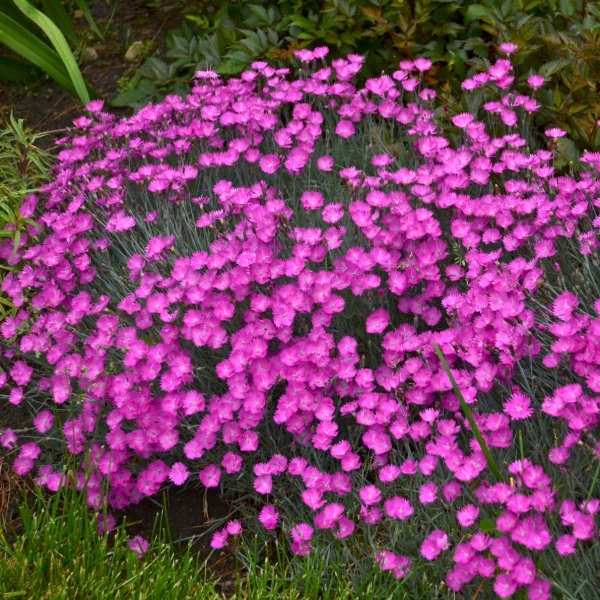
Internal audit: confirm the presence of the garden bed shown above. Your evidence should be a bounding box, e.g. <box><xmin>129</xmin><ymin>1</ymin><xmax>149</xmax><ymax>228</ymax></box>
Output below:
<box><xmin>1</xmin><ymin>2</ymin><xmax>600</xmax><ymax>599</ymax></box>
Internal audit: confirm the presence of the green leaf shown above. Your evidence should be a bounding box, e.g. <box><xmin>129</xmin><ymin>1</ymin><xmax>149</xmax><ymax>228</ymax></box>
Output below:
<box><xmin>559</xmin><ymin>0</ymin><xmax>575</xmax><ymax>16</ymax></box>
<box><xmin>433</xmin><ymin>344</ymin><xmax>502</xmax><ymax>482</ymax></box>
<box><xmin>11</xmin><ymin>0</ymin><xmax>90</xmax><ymax>103</ymax></box>
<box><xmin>41</xmin><ymin>0</ymin><xmax>76</xmax><ymax>43</ymax></box>
<box><xmin>0</xmin><ymin>55</ymin><xmax>40</xmax><ymax>82</ymax></box>
<box><xmin>10</xmin><ymin>228</ymin><xmax>21</xmax><ymax>262</ymax></box>
<box><xmin>551</xmin><ymin>85</ymin><xmax>563</xmax><ymax>108</ymax></box>
<box><xmin>538</xmin><ymin>58</ymin><xmax>570</xmax><ymax>78</ymax></box>
<box><xmin>110</xmin><ymin>79</ymin><xmax>158</xmax><ymax>109</ymax></box>
<box><xmin>248</xmin><ymin>4</ymin><xmax>270</xmax><ymax>23</ymax></box>
<box><xmin>464</xmin><ymin>3</ymin><xmax>489</xmax><ymax>25</ymax></box>
<box><xmin>139</xmin><ymin>57</ymin><xmax>170</xmax><ymax>81</ymax></box>
<box><xmin>479</xmin><ymin>518</ymin><xmax>497</xmax><ymax>534</ymax></box>
<box><xmin>0</xmin><ymin>9</ymin><xmax>75</xmax><ymax>94</ymax></box>
<box><xmin>216</xmin><ymin>60</ymin><xmax>247</xmax><ymax>75</ymax></box>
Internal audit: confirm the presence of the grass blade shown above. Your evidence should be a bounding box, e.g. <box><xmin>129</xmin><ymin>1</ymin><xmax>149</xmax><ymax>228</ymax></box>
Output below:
<box><xmin>433</xmin><ymin>343</ymin><xmax>503</xmax><ymax>482</ymax></box>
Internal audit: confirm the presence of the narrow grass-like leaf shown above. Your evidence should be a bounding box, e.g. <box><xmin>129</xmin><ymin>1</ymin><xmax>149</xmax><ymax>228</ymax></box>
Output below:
<box><xmin>584</xmin><ymin>459</ymin><xmax>600</xmax><ymax>511</ymax></box>
<box><xmin>74</xmin><ymin>0</ymin><xmax>103</xmax><ymax>39</ymax></box>
<box><xmin>433</xmin><ymin>343</ymin><xmax>502</xmax><ymax>482</ymax></box>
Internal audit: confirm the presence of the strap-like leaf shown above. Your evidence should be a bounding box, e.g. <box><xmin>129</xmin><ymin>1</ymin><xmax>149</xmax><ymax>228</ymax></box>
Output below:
<box><xmin>0</xmin><ymin>10</ymin><xmax>75</xmax><ymax>94</ymax></box>
<box><xmin>11</xmin><ymin>0</ymin><xmax>90</xmax><ymax>103</ymax></box>
<box><xmin>41</xmin><ymin>0</ymin><xmax>76</xmax><ymax>42</ymax></box>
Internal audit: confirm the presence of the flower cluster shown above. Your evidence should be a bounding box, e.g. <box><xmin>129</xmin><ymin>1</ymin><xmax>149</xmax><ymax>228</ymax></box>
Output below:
<box><xmin>1</xmin><ymin>45</ymin><xmax>599</xmax><ymax>597</ymax></box>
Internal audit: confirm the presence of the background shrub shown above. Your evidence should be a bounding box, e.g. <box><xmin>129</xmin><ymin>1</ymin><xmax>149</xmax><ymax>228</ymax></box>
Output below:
<box><xmin>115</xmin><ymin>0</ymin><xmax>600</xmax><ymax>157</ymax></box>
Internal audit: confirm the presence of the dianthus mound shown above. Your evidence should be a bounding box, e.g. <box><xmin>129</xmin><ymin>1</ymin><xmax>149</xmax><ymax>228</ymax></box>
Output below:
<box><xmin>1</xmin><ymin>46</ymin><xmax>599</xmax><ymax>599</ymax></box>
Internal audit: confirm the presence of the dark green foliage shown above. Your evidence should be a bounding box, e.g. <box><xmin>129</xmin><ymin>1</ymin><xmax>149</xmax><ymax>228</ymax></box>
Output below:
<box><xmin>114</xmin><ymin>0</ymin><xmax>600</xmax><ymax>153</ymax></box>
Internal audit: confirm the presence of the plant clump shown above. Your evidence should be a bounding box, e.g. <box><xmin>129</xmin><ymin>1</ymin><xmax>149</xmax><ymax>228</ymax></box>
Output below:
<box><xmin>1</xmin><ymin>44</ymin><xmax>599</xmax><ymax>598</ymax></box>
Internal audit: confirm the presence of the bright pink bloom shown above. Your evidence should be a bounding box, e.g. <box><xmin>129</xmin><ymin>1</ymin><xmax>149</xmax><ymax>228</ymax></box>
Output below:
<box><xmin>457</xmin><ymin>504</ymin><xmax>479</xmax><ymax>527</ymax></box>
<box><xmin>33</xmin><ymin>410</ymin><xmax>54</xmax><ymax>434</ymax></box>
<box><xmin>301</xmin><ymin>191</ymin><xmax>325</xmax><ymax>210</ymax></box>
<box><xmin>359</xmin><ymin>485</ymin><xmax>382</xmax><ymax>506</ymax></box>
<box><xmin>365</xmin><ymin>308</ymin><xmax>390</xmax><ymax>334</ymax></box>
<box><xmin>199</xmin><ymin>464</ymin><xmax>221</xmax><ymax>488</ymax></box>
<box><xmin>258</xmin><ymin>505</ymin><xmax>279</xmax><ymax>530</ymax></box>
<box><xmin>335</xmin><ymin>120</ymin><xmax>355</xmax><ymax>138</ymax></box>
<box><xmin>420</xmin><ymin>529</ymin><xmax>449</xmax><ymax>560</ymax></box>
<box><xmin>419</xmin><ymin>482</ymin><xmax>438</xmax><ymax>504</ymax></box>
<box><xmin>316</xmin><ymin>155</ymin><xmax>334</xmax><ymax>171</ymax></box>
<box><xmin>494</xmin><ymin>573</ymin><xmax>517</xmax><ymax>598</ymax></box>
<box><xmin>210</xmin><ymin>529</ymin><xmax>229</xmax><ymax>549</ymax></box>
<box><xmin>259</xmin><ymin>153</ymin><xmax>280</xmax><ymax>174</ymax></box>
<box><xmin>384</xmin><ymin>496</ymin><xmax>413</xmax><ymax>520</ymax></box>
<box><xmin>129</xmin><ymin>535</ymin><xmax>149</xmax><ymax>558</ymax></box>
<box><xmin>504</xmin><ymin>389</ymin><xmax>534</xmax><ymax>420</ymax></box>
<box><xmin>226</xmin><ymin>520</ymin><xmax>243</xmax><ymax>536</ymax></box>
<box><xmin>169</xmin><ymin>462</ymin><xmax>189</xmax><ymax>485</ymax></box>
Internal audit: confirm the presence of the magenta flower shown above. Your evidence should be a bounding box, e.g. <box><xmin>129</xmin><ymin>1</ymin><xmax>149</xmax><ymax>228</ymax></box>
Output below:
<box><xmin>254</xmin><ymin>474</ymin><xmax>273</xmax><ymax>495</ymax></box>
<box><xmin>333</xmin><ymin>516</ymin><xmax>355</xmax><ymax>539</ymax></box>
<box><xmin>545</xmin><ymin>127</ymin><xmax>567</xmax><ymax>139</ymax></box>
<box><xmin>291</xmin><ymin>522</ymin><xmax>314</xmax><ymax>542</ymax></box>
<box><xmin>0</xmin><ymin>428</ymin><xmax>17</xmax><ymax>449</ymax></box>
<box><xmin>359</xmin><ymin>484</ymin><xmax>382</xmax><ymax>506</ymax></box>
<box><xmin>129</xmin><ymin>535</ymin><xmax>149</xmax><ymax>559</ymax></box>
<box><xmin>419</xmin><ymin>482</ymin><xmax>438</xmax><ymax>504</ymax></box>
<box><xmin>10</xmin><ymin>361</ymin><xmax>33</xmax><ymax>386</ymax></box>
<box><xmin>199</xmin><ymin>465</ymin><xmax>221</xmax><ymax>488</ymax></box>
<box><xmin>552</xmin><ymin>291</ymin><xmax>579</xmax><ymax>321</ymax></box>
<box><xmin>499</xmin><ymin>42</ymin><xmax>518</xmax><ymax>54</ymax></box>
<box><xmin>420</xmin><ymin>529</ymin><xmax>449</xmax><ymax>560</ymax></box>
<box><xmin>379</xmin><ymin>464</ymin><xmax>401</xmax><ymax>482</ymax></box>
<box><xmin>527</xmin><ymin>74</ymin><xmax>545</xmax><ymax>89</ymax></box>
<box><xmin>169</xmin><ymin>462</ymin><xmax>189</xmax><ymax>486</ymax></box>
<box><xmin>226</xmin><ymin>520</ymin><xmax>243</xmax><ymax>536</ymax></box>
<box><xmin>503</xmin><ymin>388</ymin><xmax>534</xmax><ymax>420</ymax></box>
<box><xmin>494</xmin><ymin>573</ymin><xmax>517</xmax><ymax>598</ymax></box>
<box><xmin>33</xmin><ymin>410</ymin><xmax>54</xmax><ymax>434</ymax></box>
<box><xmin>258</xmin><ymin>505</ymin><xmax>279</xmax><ymax>530</ymax></box>
<box><xmin>316</xmin><ymin>155</ymin><xmax>334</xmax><ymax>171</ymax></box>
<box><xmin>384</xmin><ymin>496</ymin><xmax>413</xmax><ymax>520</ymax></box>
<box><xmin>527</xmin><ymin>580</ymin><xmax>551</xmax><ymax>600</ymax></box>
<box><xmin>301</xmin><ymin>191</ymin><xmax>325</xmax><ymax>211</ymax></box>
<box><xmin>210</xmin><ymin>529</ymin><xmax>229</xmax><ymax>549</ymax></box>
<box><xmin>258</xmin><ymin>153</ymin><xmax>280</xmax><ymax>174</ymax></box>
<box><xmin>365</xmin><ymin>308</ymin><xmax>390</xmax><ymax>334</ymax></box>
<box><xmin>335</xmin><ymin>120</ymin><xmax>355</xmax><ymax>138</ymax></box>
<box><xmin>377</xmin><ymin>551</ymin><xmax>411</xmax><ymax>579</ymax></box>
<box><xmin>456</xmin><ymin>504</ymin><xmax>479</xmax><ymax>527</ymax></box>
